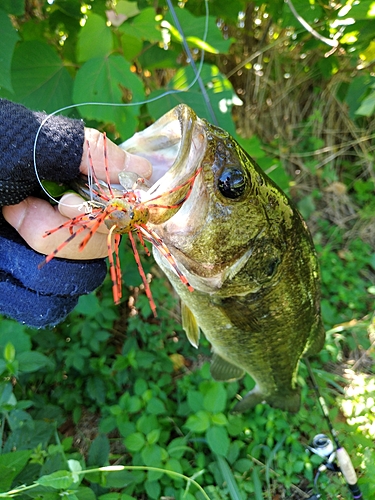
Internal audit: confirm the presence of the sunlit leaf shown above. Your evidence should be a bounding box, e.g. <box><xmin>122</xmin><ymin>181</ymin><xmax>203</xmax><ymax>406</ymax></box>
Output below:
<box><xmin>164</xmin><ymin>9</ymin><xmax>234</xmax><ymax>54</ymax></box>
<box><xmin>355</xmin><ymin>89</ymin><xmax>375</xmax><ymax>116</ymax></box>
<box><xmin>116</xmin><ymin>1</ymin><xmax>140</xmax><ymax>18</ymax></box>
<box><xmin>147</xmin><ymin>63</ymin><xmax>239</xmax><ymax>134</ymax></box>
<box><xmin>119</xmin><ymin>8</ymin><xmax>161</xmax><ymax>43</ymax></box>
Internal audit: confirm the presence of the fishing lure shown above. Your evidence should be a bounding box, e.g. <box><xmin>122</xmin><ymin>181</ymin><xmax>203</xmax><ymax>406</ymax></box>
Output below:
<box><xmin>39</xmin><ymin>133</ymin><xmax>200</xmax><ymax>316</ymax></box>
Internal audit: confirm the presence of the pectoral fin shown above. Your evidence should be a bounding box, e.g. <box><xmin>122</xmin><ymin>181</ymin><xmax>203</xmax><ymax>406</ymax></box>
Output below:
<box><xmin>232</xmin><ymin>386</ymin><xmax>301</xmax><ymax>413</ymax></box>
<box><xmin>210</xmin><ymin>353</ymin><xmax>245</xmax><ymax>382</ymax></box>
<box><xmin>181</xmin><ymin>302</ymin><xmax>200</xmax><ymax>348</ymax></box>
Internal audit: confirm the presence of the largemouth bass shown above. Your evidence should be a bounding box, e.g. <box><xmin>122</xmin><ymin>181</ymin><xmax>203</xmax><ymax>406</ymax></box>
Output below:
<box><xmin>121</xmin><ymin>105</ymin><xmax>325</xmax><ymax>413</ymax></box>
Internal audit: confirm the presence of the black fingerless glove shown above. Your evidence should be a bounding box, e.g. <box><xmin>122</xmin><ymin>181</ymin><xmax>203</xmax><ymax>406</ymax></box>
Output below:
<box><xmin>0</xmin><ymin>99</ymin><xmax>107</xmax><ymax>328</ymax></box>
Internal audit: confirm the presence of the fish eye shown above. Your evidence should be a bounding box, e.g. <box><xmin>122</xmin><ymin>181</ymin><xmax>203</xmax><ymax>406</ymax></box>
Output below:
<box><xmin>217</xmin><ymin>166</ymin><xmax>246</xmax><ymax>199</ymax></box>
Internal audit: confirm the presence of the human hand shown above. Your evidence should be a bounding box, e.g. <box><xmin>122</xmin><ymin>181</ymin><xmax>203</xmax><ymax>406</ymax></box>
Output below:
<box><xmin>3</xmin><ymin>128</ymin><xmax>152</xmax><ymax>260</ymax></box>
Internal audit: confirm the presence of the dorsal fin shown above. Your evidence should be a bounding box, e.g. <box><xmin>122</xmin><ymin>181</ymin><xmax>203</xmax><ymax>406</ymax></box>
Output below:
<box><xmin>181</xmin><ymin>301</ymin><xmax>200</xmax><ymax>348</ymax></box>
<box><xmin>210</xmin><ymin>353</ymin><xmax>245</xmax><ymax>381</ymax></box>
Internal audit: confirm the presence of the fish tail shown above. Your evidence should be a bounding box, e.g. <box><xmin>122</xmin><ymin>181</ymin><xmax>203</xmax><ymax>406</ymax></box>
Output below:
<box><xmin>232</xmin><ymin>386</ymin><xmax>301</xmax><ymax>413</ymax></box>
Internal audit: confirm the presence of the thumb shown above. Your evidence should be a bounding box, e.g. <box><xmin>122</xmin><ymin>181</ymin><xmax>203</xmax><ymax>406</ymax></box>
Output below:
<box><xmin>81</xmin><ymin>128</ymin><xmax>152</xmax><ymax>182</ymax></box>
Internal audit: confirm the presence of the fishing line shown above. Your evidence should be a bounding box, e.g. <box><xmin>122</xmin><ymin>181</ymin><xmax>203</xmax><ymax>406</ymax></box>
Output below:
<box><xmin>32</xmin><ymin>0</ymin><xmax>210</xmax><ymax>207</ymax></box>
<box><xmin>304</xmin><ymin>358</ymin><xmax>362</xmax><ymax>499</ymax></box>
<box><xmin>165</xmin><ymin>0</ymin><xmax>218</xmax><ymax>126</ymax></box>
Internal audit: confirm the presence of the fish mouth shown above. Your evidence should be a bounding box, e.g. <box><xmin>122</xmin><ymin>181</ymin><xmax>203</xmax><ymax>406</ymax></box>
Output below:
<box><xmin>120</xmin><ymin>105</ymin><xmax>207</xmax><ymax>224</ymax></box>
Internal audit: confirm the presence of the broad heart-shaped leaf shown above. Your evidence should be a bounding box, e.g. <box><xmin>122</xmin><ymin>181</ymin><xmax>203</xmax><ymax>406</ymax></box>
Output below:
<box><xmin>147</xmin><ymin>63</ymin><xmax>239</xmax><ymax>135</ymax></box>
<box><xmin>10</xmin><ymin>40</ymin><xmax>73</xmax><ymax>112</ymax></box>
<box><xmin>76</xmin><ymin>13</ymin><xmax>113</xmax><ymax>62</ymax></box>
<box><xmin>73</xmin><ymin>54</ymin><xmax>145</xmax><ymax>138</ymax></box>
<box><xmin>116</xmin><ymin>0</ymin><xmax>140</xmax><ymax>18</ymax></box>
<box><xmin>0</xmin><ymin>10</ymin><xmax>20</xmax><ymax>92</ymax></box>
<box><xmin>164</xmin><ymin>9</ymin><xmax>234</xmax><ymax>54</ymax></box>
<box><xmin>119</xmin><ymin>7</ymin><xmax>161</xmax><ymax>43</ymax></box>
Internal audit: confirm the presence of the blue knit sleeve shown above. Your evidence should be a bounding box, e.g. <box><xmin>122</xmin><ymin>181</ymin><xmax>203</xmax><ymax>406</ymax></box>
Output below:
<box><xmin>0</xmin><ymin>99</ymin><xmax>107</xmax><ymax>328</ymax></box>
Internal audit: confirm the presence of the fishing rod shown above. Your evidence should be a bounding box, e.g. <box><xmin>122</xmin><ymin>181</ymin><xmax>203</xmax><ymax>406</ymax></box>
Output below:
<box><xmin>304</xmin><ymin>358</ymin><xmax>362</xmax><ymax>499</ymax></box>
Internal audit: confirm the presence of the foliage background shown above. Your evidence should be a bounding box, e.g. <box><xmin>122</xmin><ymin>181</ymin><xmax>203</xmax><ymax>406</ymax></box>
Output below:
<box><xmin>0</xmin><ymin>0</ymin><xmax>375</xmax><ymax>498</ymax></box>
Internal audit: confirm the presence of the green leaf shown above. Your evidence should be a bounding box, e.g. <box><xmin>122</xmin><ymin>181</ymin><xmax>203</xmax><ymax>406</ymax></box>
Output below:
<box><xmin>164</xmin><ymin>9</ymin><xmax>234</xmax><ymax>54</ymax></box>
<box><xmin>141</xmin><ymin>444</ymin><xmax>163</xmax><ymax>467</ymax></box>
<box><xmin>216</xmin><ymin>455</ymin><xmax>242</xmax><ymax>500</ymax></box>
<box><xmin>185</xmin><ymin>410</ymin><xmax>210</xmax><ymax>433</ymax></box>
<box><xmin>165</xmin><ymin>457</ymin><xmax>183</xmax><ymax>475</ymax></box>
<box><xmin>119</xmin><ymin>8</ymin><xmax>161</xmax><ymax>43</ymax></box>
<box><xmin>0</xmin><ymin>0</ymin><xmax>24</xmax><ymax>15</ymax></box>
<box><xmin>37</xmin><ymin>470</ymin><xmax>75</xmax><ymax>489</ymax></box>
<box><xmin>147</xmin><ymin>428</ymin><xmax>161</xmax><ymax>445</ymax></box>
<box><xmin>77</xmin><ymin>13</ymin><xmax>113</xmax><ymax>62</ymax></box>
<box><xmin>0</xmin><ymin>10</ymin><xmax>20</xmax><ymax>92</ymax></box>
<box><xmin>121</xmin><ymin>33</ymin><xmax>143</xmax><ymax>61</ymax></box>
<box><xmin>147</xmin><ymin>63</ymin><xmax>238</xmax><ymax>135</ymax></box>
<box><xmin>206</xmin><ymin>426</ymin><xmax>230</xmax><ymax>457</ymax></box>
<box><xmin>187</xmin><ymin>390</ymin><xmax>204</xmax><ymax>412</ymax></box>
<box><xmin>17</xmin><ymin>351</ymin><xmax>52</xmax><ymax>373</ymax></box>
<box><xmin>124</xmin><ymin>432</ymin><xmax>146</xmax><ymax>452</ymax></box>
<box><xmin>355</xmin><ymin>89</ymin><xmax>375</xmax><ymax>116</ymax></box>
<box><xmin>76</xmin><ymin>486</ymin><xmax>97</xmax><ymax>500</ymax></box>
<box><xmin>75</xmin><ymin>294</ymin><xmax>101</xmax><ymax>317</ymax></box>
<box><xmin>146</xmin><ymin>397</ymin><xmax>166</xmax><ymax>415</ymax></box>
<box><xmin>73</xmin><ymin>54</ymin><xmax>145</xmax><ymax>138</ymax></box>
<box><xmin>86</xmin><ymin>376</ymin><xmax>106</xmax><ymax>405</ymax></box>
<box><xmin>116</xmin><ymin>1</ymin><xmax>140</xmax><ymax>18</ymax></box>
<box><xmin>0</xmin><ymin>450</ymin><xmax>31</xmax><ymax>491</ymax></box>
<box><xmin>137</xmin><ymin>43</ymin><xmax>180</xmax><ymax>71</ymax></box>
<box><xmin>0</xmin><ymin>383</ymin><xmax>16</xmax><ymax>408</ymax></box>
<box><xmin>0</xmin><ymin>323</ymin><xmax>30</xmax><ymax>354</ymax></box>
<box><xmin>3</xmin><ymin>342</ymin><xmax>15</xmax><ymax>363</ymax></box>
<box><xmin>11</xmin><ymin>40</ymin><xmax>73</xmax><ymax>112</ymax></box>
<box><xmin>252</xmin><ymin>466</ymin><xmax>264</xmax><ymax>500</ymax></box>
<box><xmin>203</xmin><ymin>382</ymin><xmax>227</xmax><ymax>413</ymax></box>
<box><xmin>88</xmin><ymin>434</ymin><xmax>110</xmax><ymax>466</ymax></box>
<box><xmin>145</xmin><ymin>480</ymin><xmax>160</xmax><ymax>500</ymax></box>
<box><xmin>211</xmin><ymin>413</ymin><xmax>228</xmax><ymax>426</ymax></box>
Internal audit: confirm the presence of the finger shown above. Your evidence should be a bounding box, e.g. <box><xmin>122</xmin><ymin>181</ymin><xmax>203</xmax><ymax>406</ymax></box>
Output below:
<box><xmin>3</xmin><ymin>197</ymin><xmax>110</xmax><ymax>260</ymax></box>
<box><xmin>58</xmin><ymin>193</ymin><xmax>108</xmax><ymax>234</ymax></box>
<box><xmin>82</xmin><ymin>128</ymin><xmax>153</xmax><ymax>182</ymax></box>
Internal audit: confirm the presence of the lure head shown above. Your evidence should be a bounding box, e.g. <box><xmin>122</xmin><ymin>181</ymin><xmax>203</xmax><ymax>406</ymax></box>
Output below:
<box><xmin>104</xmin><ymin>198</ymin><xmax>149</xmax><ymax>233</ymax></box>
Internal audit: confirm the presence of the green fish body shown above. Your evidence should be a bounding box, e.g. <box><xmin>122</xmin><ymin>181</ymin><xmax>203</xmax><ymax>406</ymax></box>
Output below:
<box><xmin>121</xmin><ymin>105</ymin><xmax>325</xmax><ymax>413</ymax></box>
